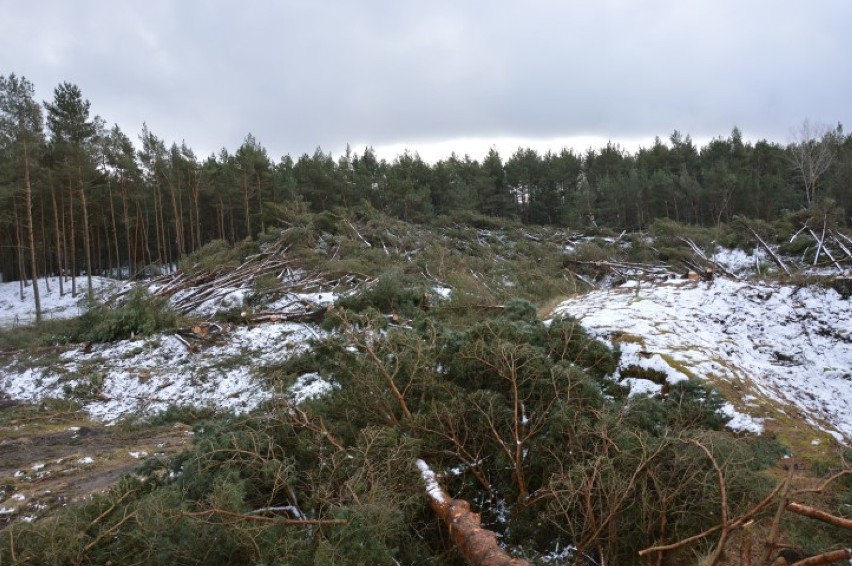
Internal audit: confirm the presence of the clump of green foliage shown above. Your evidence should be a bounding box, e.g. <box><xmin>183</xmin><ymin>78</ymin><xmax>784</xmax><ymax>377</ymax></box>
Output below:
<box><xmin>76</xmin><ymin>287</ymin><xmax>180</xmax><ymax>343</ymax></box>
<box><xmin>336</xmin><ymin>270</ymin><xmax>428</xmax><ymax>318</ymax></box>
<box><xmin>0</xmin><ymin>287</ymin><xmax>181</xmax><ymax>350</ymax></box>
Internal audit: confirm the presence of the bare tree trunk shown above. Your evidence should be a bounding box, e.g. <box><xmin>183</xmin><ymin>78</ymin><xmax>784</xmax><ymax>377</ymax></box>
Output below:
<box><xmin>153</xmin><ymin>181</ymin><xmax>164</xmax><ymax>266</ymax></box>
<box><xmin>23</xmin><ymin>139</ymin><xmax>42</xmax><ymax>322</ymax></box>
<box><xmin>165</xmin><ymin>175</ymin><xmax>184</xmax><ymax>257</ymax></box>
<box><xmin>78</xmin><ymin>165</ymin><xmax>93</xmax><ymax>301</ymax></box>
<box><xmin>107</xmin><ymin>173</ymin><xmax>120</xmax><ymax>277</ymax></box>
<box><xmin>193</xmin><ymin>177</ymin><xmax>201</xmax><ymax>252</ymax></box>
<box><xmin>13</xmin><ymin>196</ymin><xmax>26</xmax><ymax>300</ymax></box>
<box><xmin>67</xmin><ymin>177</ymin><xmax>77</xmax><ymax>297</ymax></box>
<box><xmin>136</xmin><ymin>201</ymin><xmax>150</xmax><ymax>267</ymax></box>
<box><xmin>186</xmin><ymin>178</ymin><xmax>196</xmax><ymax>252</ymax></box>
<box><xmin>120</xmin><ymin>176</ymin><xmax>133</xmax><ymax>277</ymax></box>
<box><xmin>52</xmin><ymin>177</ymin><xmax>64</xmax><ymax>296</ymax></box>
<box><xmin>218</xmin><ymin>197</ymin><xmax>226</xmax><ymax>242</ymax></box>
<box><xmin>38</xmin><ymin>184</ymin><xmax>51</xmax><ymax>294</ymax></box>
<box><xmin>255</xmin><ymin>170</ymin><xmax>265</xmax><ymax>235</ymax></box>
<box><xmin>242</xmin><ymin>168</ymin><xmax>252</xmax><ymax>238</ymax></box>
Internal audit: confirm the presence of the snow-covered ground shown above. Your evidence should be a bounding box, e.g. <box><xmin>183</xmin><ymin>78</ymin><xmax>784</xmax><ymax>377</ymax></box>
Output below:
<box><xmin>3</xmin><ymin>268</ymin><xmax>849</xmax><ymax>449</ymax></box>
<box><xmin>0</xmin><ymin>319</ymin><xmax>325</xmax><ymax>423</ymax></box>
<box><xmin>0</xmin><ymin>276</ymin><xmax>125</xmax><ymax>327</ymax></box>
<box><xmin>552</xmin><ymin>277</ymin><xmax>851</xmax><ymax>444</ymax></box>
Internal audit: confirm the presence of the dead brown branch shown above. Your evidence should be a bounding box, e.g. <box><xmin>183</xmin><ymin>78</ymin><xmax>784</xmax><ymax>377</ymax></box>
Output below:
<box><xmin>791</xmin><ymin>548</ymin><xmax>852</xmax><ymax>566</ymax></box>
<box><xmin>688</xmin><ymin>439</ymin><xmax>728</xmax><ymax>566</ymax></box>
<box><xmin>86</xmin><ymin>489</ymin><xmax>138</xmax><ymax>531</ymax></box>
<box><xmin>785</xmin><ymin>502</ymin><xmax>852</xmax><ymax>530</ymax></box>
<box><xmin>793</xmin><ymin>469</ymin><xmax>852</xmax><ymax>496</ymax></box>
<box><xmin>763</xmin><ymin>463</ymin><xmax>797</xmax><ymax>564</ymax></box>
<box><xmin>83</xmin><ymin>510</ymin><xmax>137</xmax><ymax>553</ymax></box>
<box><xmin>639</xmin><ymin>459</ymin><xmax>788</xmax><ymax>558</ymax></box>
<box><xmin>362</xmin><ymin>341</ymin><xmax>412</xmax><ymax>422</ymax></box>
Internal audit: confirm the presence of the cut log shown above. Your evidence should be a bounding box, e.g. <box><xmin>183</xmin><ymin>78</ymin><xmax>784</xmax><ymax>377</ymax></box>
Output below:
<box><xmin>791</xmin><ymin>548</ymin><xmax>852</xmax><ymax>566</ymax></box>
<box><xmin>786</xmin><ymin>501</ymin><xmax>852</xmax><ymax>529</ymax></box>
<box><xmin>679</xmin><ymin>237</ymin><xmax>739</xmax><ymax>279</ymax></box>
<box><xmin>415</xmin><ymin>459</ymin><xmax>530</xmax><ymax>566</ymax></box>
<box><xmin>246</xmin><ymin>306</ymin><xmax>331</xmax><ymax>325</ymax></box>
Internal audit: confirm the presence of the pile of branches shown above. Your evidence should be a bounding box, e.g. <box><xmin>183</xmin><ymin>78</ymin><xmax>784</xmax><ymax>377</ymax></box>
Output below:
<box><xmin>173</xmin><ymin>322</ymin><xmax>230</xmax><ymax>352</ymax></box>
<box><xmin>145</xmin><ymin>240</ymin><xmax>333</xmax><ymax>315</ymax></box>
<box><xmin>743</xmin><ymin>216</ymin><xmax>852</xmax><ymax>276</ymax></box>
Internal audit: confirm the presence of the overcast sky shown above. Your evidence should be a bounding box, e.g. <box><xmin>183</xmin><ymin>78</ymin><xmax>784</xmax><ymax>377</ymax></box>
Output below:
<box><xmin>2</xmin><ymin>0</ymin><xmax>850</xmax><ymax>162</ymax></box>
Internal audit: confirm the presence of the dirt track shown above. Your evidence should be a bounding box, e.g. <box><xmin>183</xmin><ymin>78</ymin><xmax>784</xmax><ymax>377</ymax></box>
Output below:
<box><xmin>0</xmin><ymin>400</ymin><xmax>192</xmax><ymax>527</ymax></box>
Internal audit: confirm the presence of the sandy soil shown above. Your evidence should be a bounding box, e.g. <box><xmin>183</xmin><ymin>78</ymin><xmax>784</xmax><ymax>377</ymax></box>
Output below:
<box><xmin>0</xmin><ymin>399</ymin><xmax>192</xmax><ymax>528</ymax></box>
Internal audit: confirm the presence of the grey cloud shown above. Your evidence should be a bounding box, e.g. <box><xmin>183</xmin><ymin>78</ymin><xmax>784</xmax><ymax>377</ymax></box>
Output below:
<box><xmin>2</xmin><ymin>0</ymin><xmax>850</xmax><ymax>158</ymax></box>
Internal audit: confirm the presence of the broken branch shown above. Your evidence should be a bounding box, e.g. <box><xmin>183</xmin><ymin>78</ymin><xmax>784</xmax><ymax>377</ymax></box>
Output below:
<box><xmin>786</xmin><ymin>501</ymin><xmax>852</xmax><ymax>530</ymax></box>
<box><xmin>181</xmin><ymin>508</ymin><xmax>345</xmax><ymax>525</ymax></box>
<box><xmin>791</xmin><ymin>548</ymin><xmax>852</xmax><ymax>566</ymax></box>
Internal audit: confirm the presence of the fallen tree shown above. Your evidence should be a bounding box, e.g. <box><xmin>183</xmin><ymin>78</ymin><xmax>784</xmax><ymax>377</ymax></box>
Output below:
<box><xmin>416</xmin><ymin>459</ymin><xmax>531</xmax><ymax>566</ymax></box>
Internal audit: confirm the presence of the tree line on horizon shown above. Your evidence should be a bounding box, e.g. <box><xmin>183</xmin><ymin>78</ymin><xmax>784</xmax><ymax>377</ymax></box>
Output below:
<box><xmin>2</xmin><ymin>74</ymin><xmax>851</xmax><ymax>315</ymax></box>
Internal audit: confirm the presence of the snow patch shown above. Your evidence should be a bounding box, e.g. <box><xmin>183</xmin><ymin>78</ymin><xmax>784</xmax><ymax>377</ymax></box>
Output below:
<box><xmin>1</xmin><ymin>318</ymin><xmax>324</xmax><ymax>423</ymax></box>
<box><xmin>553</xmin><ymin>278</ymin><xmax>851</xmax><ymax>443</ymax></box>
<box><xmin>288</xmin><ymin>373</ymin><xmax>335</xmax><ymax>404</ymax></box>
<box><xmin>415</xmin><ymin>459</ymin><xmax>446</xmax><ymax>504</ymax></box>
<box><xmin>0</xmin><ymin>276</ymin><xmax>124</xmax><ymax>327</ymax></box>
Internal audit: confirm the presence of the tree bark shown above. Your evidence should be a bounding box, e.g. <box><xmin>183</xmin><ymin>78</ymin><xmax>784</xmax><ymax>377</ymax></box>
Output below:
<box><xmin>119</xmin><ymin>175</ymin><xmax>133</xmax><ymax>277</ymax></box>
<box><xmin>50</xmin><ymin>173</ymin><xmax>64</xmax><ymax>295</ymax></box>
<box><xmin>67</xmin><ymin>177</ymin><xmax>77</xmax><ymax>297</ymax></box>
<box><xmin>416</xmin><ymin>459</ymin><xmax>530</xmax><ymax>566</ymax></box>
<box><xmin>78</xmin><ymin>165</ymin><xmax>93</xmax><ymax>300</ymax></box>
<box><xmin>786</xmin><ymin>501</ymin><xmax>852</xmax><ymax>529</ymax></box>
<box><xmin>23</xmin><ymin>138</ymin><xmax>41</xmax><ymax>321</ymax></box>
<box><xmin>13</xmin><ymin>191</ymin><xmax>26</xmax><ymax>300</ymax></box>
<box><xmin>791</xmin><ymin>548</ymin><xmax>852</xmax><ymax>566</ymax></box>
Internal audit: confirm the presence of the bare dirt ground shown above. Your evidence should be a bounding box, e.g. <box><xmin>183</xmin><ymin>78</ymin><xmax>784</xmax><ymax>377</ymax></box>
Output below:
<box><xmin>0</xmin><ymin>397</ymin><xmax>192</xmax><ymax>528</ymax></box>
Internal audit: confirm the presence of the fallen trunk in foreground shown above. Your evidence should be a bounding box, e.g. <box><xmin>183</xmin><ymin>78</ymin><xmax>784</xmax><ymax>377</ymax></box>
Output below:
<box><xmin>416</xmin><ymin>459</ymin><xmax>530</xmax><ymax>566</ymax></box>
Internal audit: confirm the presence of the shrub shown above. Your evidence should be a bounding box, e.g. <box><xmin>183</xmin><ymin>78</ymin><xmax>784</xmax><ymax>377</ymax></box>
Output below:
<box><xmin>336</xmin><ymin>270</ymin><xmax>427</xmax><ymax>317</ymax></box>
<box><xmin>76</xmin><ymin>287</ymin><xmax>180</xmax><ymax>343</ymax></box>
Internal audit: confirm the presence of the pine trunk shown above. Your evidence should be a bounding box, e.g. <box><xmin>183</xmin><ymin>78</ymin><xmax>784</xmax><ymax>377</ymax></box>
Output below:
<box><xmin>23</xmin><ymin>139</ymin><xmax>42</xmax><ymax>322</ymax></box>
<box><xmin>78</xmin><ymin>165</ymin><xmax>93</xmax><ymax>301</ymax></box>
<box><xmin>68</xmin><ymin>177</ymin><xmax>77</xmax><ymax>297</ymax></box>
<box><xmin>52</xmin><ymin>176</ymin><xmax>64</xmax><ymax>296</ymax></box>
<box><xmin>13</xmin><ymin>197</ymin><xmax>25</xmax><ymax>300</ymax></box>
<box><xmin>120</xmin><ymin>176</ymin><xmax>133</xmax><ymax>278</ymax></box>
<box><xmin>242</xmin><ymin>169</ymin><xmax>251</xmax><ymax>238</ymax></box>
<box><xmin>108</xmin><ymin>175</ymin><xmax>120</xmax><ymax>277</ymax></box>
